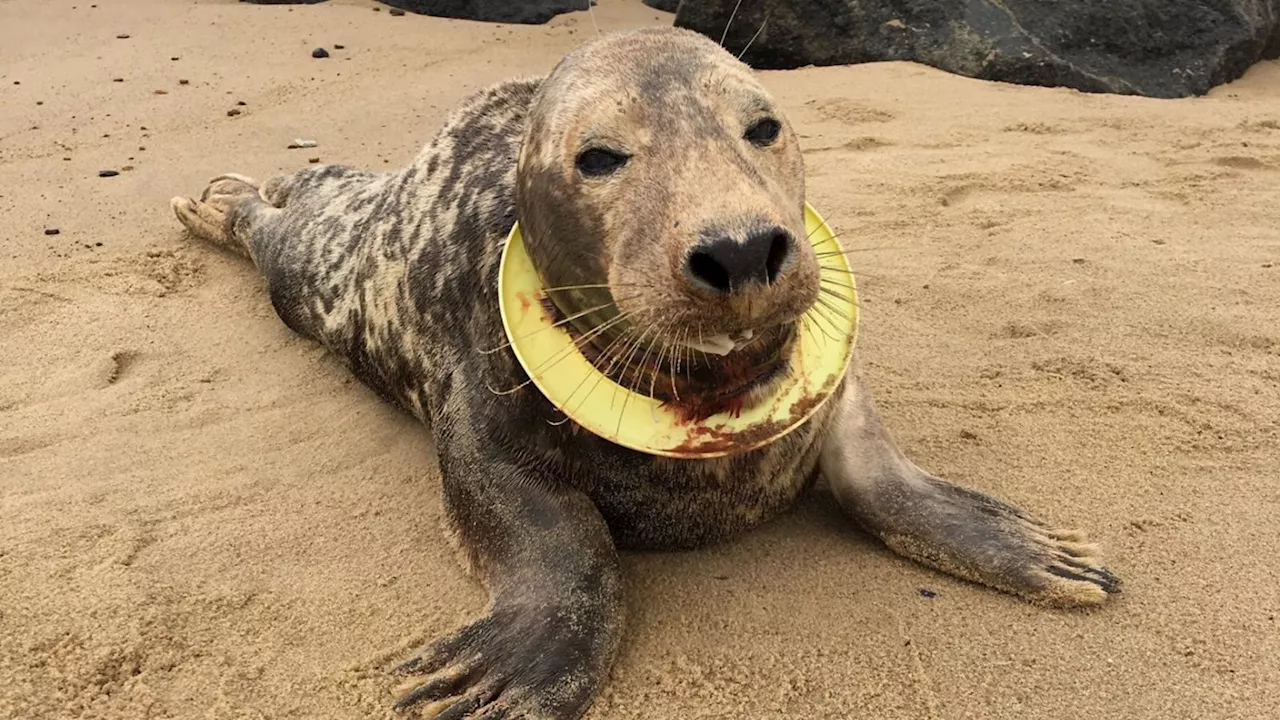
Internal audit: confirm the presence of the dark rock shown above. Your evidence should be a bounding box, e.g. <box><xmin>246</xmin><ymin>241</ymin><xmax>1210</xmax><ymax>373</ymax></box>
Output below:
<box><xmin>375</xmin><ymin>0</ymin><xmax>592</xmax><ymax>24</ymax></box>
<box><xmin>675</xmin><ymin>0</ymin><xmax>1280</xmax><ymax>99</ymax></box>
<box><xmin>44</xmin><ymin>228</ymin><xmax>60</xmax><ymax>236</ymax></box>
<box><xmin>643</xmin><ymin>0</ymin><xmax>679</xmax><ymax>12</ymax></box>
<box><xmin>116</xmin><ymin>33</ymin><xmax>130</xmax><ymax>39</ymax></box>
<box><xmin>98</xmin><ymin>170</ymin><xmax>119</xmax><ymax>177</ymax></box>
<box><xmin>334</xmin><ymin>43</ymin><xmax>346</xmax><ymax>49</ymax></box>
<box><xmin>312</xmin><ymin>47</ymin><xmax>330</xmax><ymax>58</ymax></box>
<box><xmin>227</xmin><ymin>108</ymin><xmax>242</xmax><ymax>116</ymax></box>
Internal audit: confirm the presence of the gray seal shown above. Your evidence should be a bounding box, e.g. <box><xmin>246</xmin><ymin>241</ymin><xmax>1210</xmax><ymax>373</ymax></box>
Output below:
<box><xmin>170</xmin><ymin>26</ymin><xmax>1119</xmax><ymax>719</ymax></box>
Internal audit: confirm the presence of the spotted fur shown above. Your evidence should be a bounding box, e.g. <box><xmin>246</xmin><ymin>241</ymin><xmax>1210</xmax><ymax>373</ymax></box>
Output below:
<box><xmin>170</xmin><ymin>27</ymin><xmax>1119</xmax><ymax>719</ymax></box>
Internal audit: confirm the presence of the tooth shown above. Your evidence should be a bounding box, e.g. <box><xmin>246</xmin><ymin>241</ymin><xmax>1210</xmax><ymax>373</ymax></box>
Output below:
<box><xmin>684</xmin><ymin>334</ymin><xmax>735</xmax><ymax>356</ymax></box>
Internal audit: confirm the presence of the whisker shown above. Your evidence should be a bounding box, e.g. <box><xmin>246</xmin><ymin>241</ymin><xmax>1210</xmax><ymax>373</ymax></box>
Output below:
<box><xmin>819</xmin><ymin>276</ymin><xmax>857</xmax><ymax>291</ymax></box>
<box><xmin>562</xmin><ymin>324</ymin><xmax>642</xmax><ymax>420</ymax></box>
<box><xmin>720</xmin><ymin>0</ymin><xmax>745</xmax><ymax>46</ymax></box>
<box><xmin>802</xmin><ymin>312</ymin><xmax>836</xmax><ymax>345</ymax></box>
<box><xmin>558</xmin><ymin>321</ymin><xmax>636</xmax><ymax>414</ymax></box>
<box><xmin>479</xmin><ymin>295</ymin><xmax>638</xmax><ymax>354</ymax></box>
<box><xmin>814</xmin><ymin>295</ymin><xmax>854</xmax><ymax>327</ymax></box>
<box><xmin>646</xmin><ymin>319</ymin><xmax>677</xmax><ymax>422</ymax></box>
<box><xmin>737</xmin><ymin>16</ymin><xmax>768</xmax><ymax>61</ymax></box>
<box><xmin>815</xmin><ymin>245</ymin><xmax>900</xmax><ymax>257</ymax></box>
<box><xmin>540</xmin><ymin>282</ymin><xmax>653</xmax><ymax>293</ymax></box>
<box><xmin>603</xmin><ymin>323</ymin><xmax>653</xmax><ymax>412</ymax></box>
<box><xmin>585</xmin><ymin>0</ymin><xmax>600</xmax><ymax>36</ymax></box>
<box><xmin>819</xmin><ymin>285</ymin><xmax>860</xmax><ymax>307</ymax></box>
<box><xmin>484</xmin><ymin>311</ymin><xmax>629</xmax><ymax>396</ymax></box>
<box><xmin>611</xmin><ymin>323</ymin><xmax>659</xmax><ymax>428</ymax></box>
<box><xmin>667</xmin><ymin>326</ymin><xmax>684</xmax><ymax>402</ymax></box>
<box><xmin>807</xmin><ymin>299</ymin><xmax>843</xmax><ymax>334</ymax></box>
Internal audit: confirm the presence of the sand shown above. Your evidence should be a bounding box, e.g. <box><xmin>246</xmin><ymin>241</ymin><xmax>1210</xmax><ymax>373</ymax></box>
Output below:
<box><xmin>2</xmin><ymin>1</ymin><xmax>1278</xmax><ymax>718</ymax></box>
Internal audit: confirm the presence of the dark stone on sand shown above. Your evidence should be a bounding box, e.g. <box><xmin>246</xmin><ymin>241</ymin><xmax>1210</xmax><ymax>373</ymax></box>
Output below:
<box><xmin>375</xmin><ymin>0</ymin><xmax>591</xmax><ymax>24</ymax></box>
<box><xmin>45</xmin><ymin>228</ymin><xmax>61</xmax><ymax>236</ymax></box>
<box><xmin>98</xmin><ymin>170</ymin><xmax>119</xmax><ymax>177</ymax></box>
<box><xmin>674</xmin><ymin>0</ymin><xmax>1280</xmax><ymax>99</ymax></box>
<box><xmin>642</xmin><ymin>0</ymin><xmax>678</xmax><ymax>12</ymax></box>
<box><xmin>312</xmin><ymin>47</ymin><xmax>330</xmax><ymax>58</ymax></box>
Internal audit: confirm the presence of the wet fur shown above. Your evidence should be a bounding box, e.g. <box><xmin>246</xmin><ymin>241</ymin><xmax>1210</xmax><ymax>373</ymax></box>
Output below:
<box><xmin>170</xmin><ymin>27</ymin><xmax>1119</xmax><ymax>719</ymax></box>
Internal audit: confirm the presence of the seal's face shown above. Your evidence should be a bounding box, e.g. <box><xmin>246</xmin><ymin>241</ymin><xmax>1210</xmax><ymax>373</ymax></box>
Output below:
<box><xmin>515</xmin><ymin>28</ymin><xmax>820</xmax><ymax>419</ymax></box>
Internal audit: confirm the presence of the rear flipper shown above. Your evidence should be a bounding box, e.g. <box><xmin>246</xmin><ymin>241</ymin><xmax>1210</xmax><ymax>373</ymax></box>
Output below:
<box><xmin>170</xmin><ymin>173</ymin><xmax>274</xmax><ymax>262</ymax></box>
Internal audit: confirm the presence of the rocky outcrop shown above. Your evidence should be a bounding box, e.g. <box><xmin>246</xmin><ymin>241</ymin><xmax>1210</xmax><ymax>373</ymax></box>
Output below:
<box><xmin>673</xmin><ymin>0</ymin><xmax>1280</xmax><ymax>98</ymax></box>
<box><xmin>376</xmin><ymin>0</ymin><xmax>591</xmax><ymax>24</ymax></box>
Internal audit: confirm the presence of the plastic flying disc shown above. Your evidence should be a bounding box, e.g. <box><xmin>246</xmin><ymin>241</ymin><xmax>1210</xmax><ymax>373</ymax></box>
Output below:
<box><xmin>497</xmin><ymin>203</ymin><xmax>858</xmax><ymax>459</ymax></box>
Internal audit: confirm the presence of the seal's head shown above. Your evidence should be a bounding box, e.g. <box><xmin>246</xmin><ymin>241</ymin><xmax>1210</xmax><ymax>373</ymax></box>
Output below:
<box><xmin>515</xmin><ymin>27</ymin><xmax>820</xmax><ymax>420</ymax></box>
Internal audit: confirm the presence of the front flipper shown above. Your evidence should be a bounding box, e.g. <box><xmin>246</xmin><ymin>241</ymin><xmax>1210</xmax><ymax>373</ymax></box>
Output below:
<box><xmin>820</xmin><ymin>361</ymin><xmax>1120</xmax><ymax>608</ymax></box>
<box><xmin>392</xmin><ymin>391</ymin><xmax>623</xmax><ymax>718</ymax></box>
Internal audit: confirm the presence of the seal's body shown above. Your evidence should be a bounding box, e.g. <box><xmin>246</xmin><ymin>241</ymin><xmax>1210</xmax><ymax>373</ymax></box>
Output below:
<box><xmin>172</xmin><ymin>27</ymin><xmax>1119</xmax><ymax>719</ymax></box>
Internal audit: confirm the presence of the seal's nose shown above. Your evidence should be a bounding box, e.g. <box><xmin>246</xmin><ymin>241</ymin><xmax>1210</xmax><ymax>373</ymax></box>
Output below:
<box><xmin>685</xmin><ymin>226</ymin><xmax>793</xmax><ymax>294</ymax></box>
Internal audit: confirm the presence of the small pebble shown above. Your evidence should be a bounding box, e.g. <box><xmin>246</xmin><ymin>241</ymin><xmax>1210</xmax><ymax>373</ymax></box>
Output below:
<box><xmin>121</xmin><ymin>165</ymin><xmax>135</xmax><ymax>172</ymax></box>
<box><xmin>918</xmin><ymin>589</ymin><xmax>938</xmax><ymax>599</ymax></box>
<box><xmin>288</xmin><ymin>139</ymin><xmax>318</xmax><ymax>149</ymax></box>
<box><xmin>95</xmin><ymin>242</ymin><xmax>103</xmax><ymax>247</ymax></box>
<box><xmin>312</xmin><ymin>47</ymin><xmax>330</xmax><ymax>59</ymax></box>
<box><xmin>171</xmin><ymin>56</ymin><xmax>180</xmax><ymax>61</ymax></box>
<box><xmin>139</xmin><ymin>146</ymin><xmax>146</xmax><ymax>151</ymax></box>
<box><xmin>98</xmin><ymin>169</ymin><xmax>119</xmax><ymax>177</ymax></box>
<box><xmin>179</xmin><ymin>79</ymin><xmax>189</xmax><ymax>85</ymax></box>
<box><xmin>236</xmin><ymin>100</ymin><xmax>246</xmax><ymax>106</ymax></box>
<box><xmin>113</xmin><ymin>78</ymin><xmax>124</xmax><ymax>82</ymax></box>
<box><xmin>389</xmin><ymin>8</ymin><xmax>405</xmax><ymax>16</ymax></box>
<box><xmin>116</xmin><ymin>33</ymin><xmax>130</xmax><ymax>39</ymax></box>
<box><xmin>44</xmin><ymin>228</ymin><xmax>61</xmax><ymax>236</ymax></box>
<box><xmin>308</xmin><ymin>157</ymin><xmax>321</xmax><ymax>163</ymax></box>
<box><xmin>334</xmin><ymin>44</ymin><xmax>346</xmax><ymax>50</ymax></box>
<box><xmin>154</xmin><ymin>89</ymin><xmax>168</xmax><ymax>95</ymax></box>
<box><xmin>227</xmin><ymin>108</ymin><xmax>241</xmax><ymax>117</ymax></box>
<box><xmin>36</xmin><ymin>101</ymin><xmax>43</xmax><ymax>105</ymax></box>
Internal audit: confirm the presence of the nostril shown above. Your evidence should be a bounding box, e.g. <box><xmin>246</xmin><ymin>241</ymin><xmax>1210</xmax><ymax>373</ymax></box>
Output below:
<box><xmin>688</xmin><ymin>250</ymin><xmax>732</xmax><ymax>293</ymax></box>
<box><xmin>765</xmin><ymin>231</ymin><xmax>791</xmax><ymax>285</ymax></box>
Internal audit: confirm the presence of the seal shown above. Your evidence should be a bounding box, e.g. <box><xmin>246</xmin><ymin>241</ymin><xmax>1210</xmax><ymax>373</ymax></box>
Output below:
<box><xmin>170</xmin><ymin>26</ymin><xmax>1120</xmax><ymax>719</ymax></box>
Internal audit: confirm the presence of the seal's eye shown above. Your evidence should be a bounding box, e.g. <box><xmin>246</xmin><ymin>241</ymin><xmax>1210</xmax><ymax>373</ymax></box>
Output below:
<box><xmin>744</xmin><ymin>118</ymin><xmax>781</xmax><ymax>147</ymax></box>
<box><xmin>575</xmin><ymin>148</ymin><xmax>629</xmax><ymax>177</ymax></box>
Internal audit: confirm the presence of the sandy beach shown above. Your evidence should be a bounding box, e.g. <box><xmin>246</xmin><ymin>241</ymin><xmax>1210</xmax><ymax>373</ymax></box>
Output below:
<box><xmin>2</xmin><ymin>1</ymin><xmax>1278</xmax><ymax>718</ymax></box>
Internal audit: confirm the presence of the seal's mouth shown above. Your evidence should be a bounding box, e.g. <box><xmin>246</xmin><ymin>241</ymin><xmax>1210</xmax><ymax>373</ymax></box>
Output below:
<box><xmin>681</xmin><ymin>329</ymin><xmax>757</xmax><ymax>356</ymax></box>
<box><xmin>541</xmin><ymin>290</ymin><xmax>798</xmax><ymax>422</ymax></box>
